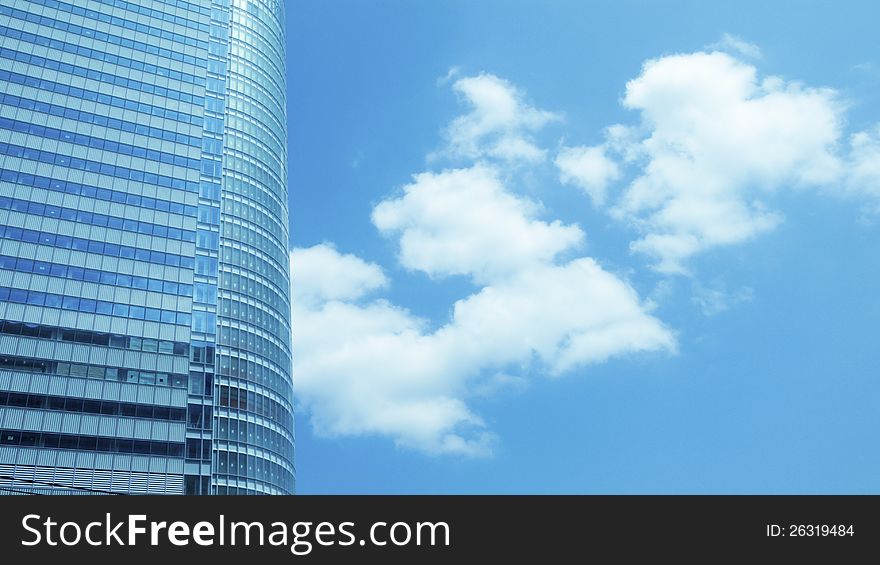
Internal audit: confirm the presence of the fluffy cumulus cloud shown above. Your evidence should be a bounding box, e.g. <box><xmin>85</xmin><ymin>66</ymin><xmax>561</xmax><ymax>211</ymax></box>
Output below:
<box><xmin>293</xmin><ymin>52</ymin><xmax>880</xmax><ymax>455</ymax></box>
<box><xmin>291</xmin><ymin>243</ymin><xmax>388</xmax><ymax>306</ymax></box>
<box><xmin>439</xmin><ymin>73</ymin><xmax>561</xmax><ymax>164</ymax></box>
<box><xmin>558</xmin><ymin>49</ymin><xmax>853</xmax><ymax>272</ymax></box>
<box><xmin>291</xmin><ymin>74</ymin><xmax>675</xmax><ymax>456</ymax></box>
<box><xmin>372</xmin><ymin>165</ymin><xmax>584</xmax><ymax>284</ymax></box>
<box><xmin>291</xmin><ymin>240</ymin><xmax>674</xmax><ymax>457</ymax></box>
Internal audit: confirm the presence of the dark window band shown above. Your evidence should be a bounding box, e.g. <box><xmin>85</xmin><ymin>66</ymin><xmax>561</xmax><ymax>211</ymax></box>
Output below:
<box><xmin>0</xmin><ymin>428</ymin><xmax>185</xmax><ymax>457</ymax></box>
<box><xmin>217</xmin><ymin>384</ymin><xmax>291</xmax><ymax>430</ymax></box>
<box><xmin>0</xmin><ymin>320</ymin><xmax>189</xmax><ymax>357</ymax></box>
<box><xmin>0</xmin><ymin>390</ymin><xmax>186</xmax><ymax>422</ymax></box>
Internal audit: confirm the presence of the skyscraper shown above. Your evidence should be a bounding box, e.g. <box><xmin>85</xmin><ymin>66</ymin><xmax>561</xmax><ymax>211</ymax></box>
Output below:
<box><xmin>0</xmin><ymin>0</ymin><xmax>294</xmax><ymax>494</ymax></box>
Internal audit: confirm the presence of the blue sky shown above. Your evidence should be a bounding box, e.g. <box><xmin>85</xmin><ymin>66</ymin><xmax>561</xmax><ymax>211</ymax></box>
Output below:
<box><xmin>284</xmin><ymin>1</ymin><xmax>880</xmax><ymax>493</ymax></box>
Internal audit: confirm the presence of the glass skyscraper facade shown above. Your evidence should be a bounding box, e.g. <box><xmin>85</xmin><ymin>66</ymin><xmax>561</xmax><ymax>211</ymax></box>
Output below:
<box><xmin>0</xmin><ymin>0</ymin><xmax>294</xmax><ymax>494</ymax></box>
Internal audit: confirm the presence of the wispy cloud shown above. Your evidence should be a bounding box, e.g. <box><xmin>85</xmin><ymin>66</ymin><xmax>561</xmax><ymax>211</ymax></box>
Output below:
<box><xmin>708</xmin><ymin>33</ymin><xmax>762</xmax><ymax>59</ymax></box>
<box><xmin>436</xmin><ymin>65</ymin><xmax>461</xmax><ymax>86</ymax></box>
<box><xmin>692</xmin><ymin>284</ymin><xmax>755</xmax><ymax>316</ymax></box>
<box><xmin>432</xmin><ymin>73</ymin><xmax>561</xmax><ymax>164</ymax></box>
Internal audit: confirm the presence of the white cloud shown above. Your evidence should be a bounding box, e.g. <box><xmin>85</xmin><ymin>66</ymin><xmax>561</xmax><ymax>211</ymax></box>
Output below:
<box><xmin>437</xmin><ymin>258</ymin><xmax>676</xmax><ymax>375</ymax></box>
<box><xmin>847</xmin><ymin>125</ymin><xmax>880</xmax><ymax>206</ymax></box>
<box><xmin>708</xmin><ymin>33</ymin><xmax>762</xmax><ymax>59</ymax></box>
<box><xmin>291</xmin><ymin>243</ymin><xmax>387</xmax><ymax>306</ymax></box>
<box><xmin>372</xmin><ymin>164</ymin><xmax>584</xmax><ymax>284</ymax></box>
<box><xmin>557</xmin><ymin>48</ymin><xmax>880</xmax><ymax>272</ymax></box>
<box><xmin>555</xmin><ymin>145</ymin><xmax>621</xmax><ymax>205</ymax></box>
<box><xmin>293</xmin><ymin>74</ymin><xmax>676</xmax><ymax>455</ymax></box>
<box><xmin>438</xmin><ymin>73</ymin><xmax>560</xmax><ymax>164</ymax></box>
<box><xmin>291</xmin><ymin>246</ymin><xmax>674</xmax><ymax>457</ymax></box>
<box><xmin>691</xmin><ymin>284</ymin><xmax>755</xmax><ymax>316</ymax></box>
<box><xmin>436</xmin><ymin>65</ymin><xmax>461</xmax><ymax>86</ymax></box>
<box><xmin>573</xmin><ymin>50</ymin><xmax>845</xmax><ymax>272</ymax></box>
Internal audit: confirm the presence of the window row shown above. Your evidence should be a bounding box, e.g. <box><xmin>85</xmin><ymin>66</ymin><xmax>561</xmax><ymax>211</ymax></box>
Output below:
<box><xmin>184</xmin><ymin>474</ymin><xmax>210</xmax><ymax>495</ymax></box>
<box><xmin>226</xmin><ymin>89</ymin><xmax>285</xmax><ymax>145</ymax></box>
<box><xmin>0</xmin><ymin>92</ymin><xmax>201</xmax><ymax>148</ymax></box>
<box><xmin>227</xmin><ymin>56</ymin><xmax>285</xmax><ymax>122</ymax></box>
<box><xmin>0</xmin><ymin>69</ymin><xmax>203</xmax><ymax>127</ymax></box>
<box><xmin>190</xmin><ymin>341</ymin><xmax>216</xmax><ymax>365</ymax></box>
<box><xmin>107</xmin><ymin>0</ymin><xmax>213</xmax><ymax>18</ymax></box>
<box><xmin>0</xmin><ymin>254</ymin><xmax>194</xmax><ymax>297</ymax></box>
<box><xmin>0</xmin><ymin>224</ymin><xmax>196</xmax><ymax>270</ymax></box>
<box><xmin>0</xmin><ymin>4</ymin><xmax>207</xmax><ymax>67</ymax></box>
<box><xmin>224</xmin><ymin>130</ymin><xmax>286</xmax><ymax>191</ymax></box>
<box><xmin>217</xmin><ymin>319</ymin><xmax>290</xmax><ymax>371</ymax></box>
<box><xmin>0</xmin><ymin>195</ymin><xmax>197</xmax><ymax>243</ymax></box>
<box><xmin>220</xmin><ymin>245</ymin><xmax>288</xmax><ymax>293</ymax></box>
<box><xmin>91</xmin><ymin>0</ymin><xmax>212</xmax><ymax>30</ymax></box>
<box><xmin>187</xmin><ymin>369</ymin><xmax>214</xmax><ymax>398</ymax></box>
<box><xmin>0</xmin><ymin>390</ymin><xmax>186</xmax><ymax>422</ymax></box>
<box><xmin>219</xmin><ymin>267</ymin><xmax>290</xmax><ymax>314</ymax></box>
<box><xmin>219</xmin><ymin>291</ymin><xmax>288</xmax><ymax>337</ymax></box>
<box><xmin>215</xmin><ymin>417</ymin><xmax>295</xmax><ymax>462</ymax></box>
<box><xmin>225</xmin><ymin>108</ymin><xmax>286</xmax><ymax>164</ymax></box>
<box><xmin>213</xmin><ymin>450</ymin><xmax>294</xmax><ymax>485</ymax></box>
<box><xmin>217</xmin><ymin>384</ymin><xmax>291</xmax><ymax>427</ymax></box>
<box><xmin>0</xmin><ymin>428</ymin><xmax>186</xmax><ymax>457</ymax></box>
<box><xmin>29</xmin><ymin>0</ymin><xmax>210</xmax><ymax>46</ymax></box>
<box><xmin>185</xmin><ymin>437</ymin><xmax>212</xmax><ymax>461</ymax></box>
<box><xmin>222</xmin><ymin>192</ymin><xmax>285</xmax><ymax>236</ymax></box>
<box><xmin>0</xmin><ymin>354</ymin><xmax>187</xmax><ymax>388</ymax></box>
<box><xmin>0</xmin><ymin>170</ymin><xmax>198</xmax><ymax>216</ymax></box>
<box><xmin>227</xmin><ymin>76</ymin><xmax>287</xmax><ymax>134</ymax></box>
<box><xmin>217</xmin><ymin>320</ymin><xmax>288</xmax><ymax>368</ymax></box>
<box><xmin>0</xmin><ymin>46</ymin><xmax>203</xmax><ymax>106</ymax></box>
<box><xmin>222</xmin><ymin>219</ymin><xmax>287</xmax><ymax>268</ymax></box>
<box><xmin>186</xmin><ymin>403</ymin><xmax>212</xmax><ymax>430</ymax></box>
<box><xmin>0</xmin><ymin>140</ymin><xmax>199</xmax><ymax>193</ymax></box>
<box><xmin>223</xmin><ymin>175</ymin><xmax>287</xmax><ymax>229</ymax></box>
<box><xmin>0</xmin><ymin>116</ymin><xmax>202</xmax><ymax>171</ymax></box>
<box><xmin>0</xmin><ymin>286</ymin><xmax>192</xmax><ymax>326</ymax></box>
<box><xmin>0</xmin><ymin>320</ymin><xmax>189</xmax><ymax>356</ymax></box>
<box><xmin>213</xmin><ymin>484</ymin><xmax>287</xmax><ymax>496</ymax></box>
<box><xmin>216</xmin><ymin>355</ymin><xmax>290</xmax><ymax>400</ymax></box>
<box><xmin>228</xmin><ymin>15</ymin><xmax>285</xmax><ymax>79</ymax></box>
<box><xmin>0</xmin><ymin>21</ymin><xmax>205</xmax><ymax>86</ymax></box>
<box><xmin>218</xmin><ymin>305</ymin><xmax>285</xmax><ymax>343</ymax></box>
